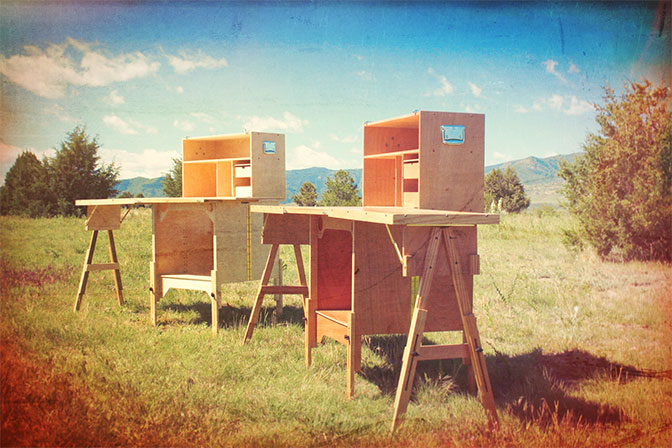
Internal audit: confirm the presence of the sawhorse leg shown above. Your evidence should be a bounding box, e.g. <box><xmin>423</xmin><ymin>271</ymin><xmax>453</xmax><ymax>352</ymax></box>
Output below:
<box><xmin>74</xmin><ymin>230</ymin><xmax>124</xmax><ymax>311</ymax></box>
<box><xmin>243</xmin><ymin>244</ymin><xmax>308</xmax><ymax>343</ymax></box>
<box><xmin>391</xmin><ymin>227</ymin><xmax>498</xmax><ymax>433</ymax></box>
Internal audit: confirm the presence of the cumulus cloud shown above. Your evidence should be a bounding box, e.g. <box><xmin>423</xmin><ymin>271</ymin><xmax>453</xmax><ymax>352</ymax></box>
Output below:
<box><xmin>173</xmin><ymin>119</ymin><xmax>195</xmax><ymax>132</ymax></box>
<box><xmin>241</xmin><ymin>111</ymin><xmax>306</xmax><ymax>133</ymax></box>
<box><xmin>547</xmin><ymin>94</ymin><xmax>564</xmax><ymax>111</ymax></box>
<box><xmin>469</xmin><ymin>82</ymin><xmax>483</xmax><ymax>97</ymax></box>
<box><xmin>106</xmin><ymin>89</ymin><xmax>125</xmax><ymax>105</ymax></box>
<box><xmin>98</xmin><ymin>147</ymin><xmax>180</xmax><ymax>179</ymax></box>
<box><xmin>330</xmin><ymin>133</ymin><xmax>357</xmax><ymax>144</ymax></box>
<box><xmin>522</xmin><ymin>94</ymin><xmax>593</xmax><ymax>116</ymax></box>
<box><xmin>104</xmin><ymin>114</ymin><xmax>157</xmax><ymax>135</ymax></box>
<box><xmin>427</xmin><ymin>67</ymin><xmax>454</xmax><ymax>96</ymax></box>
<box><xmin>568</xmin><ymin>62</ymin><xmax>580</xmax><ymax>74</ymax></box>
<box><xmin>543</xmin><ymin>59</ymin><xmax>568</xmax><ymax>84</ymax></box>
<box><xmin>288</xmin><ymin>144</ymin><xmax>347</xmax><ymax>170</ymax></box>
<box><xmin>514</xmin><ymin>105</ymin><xmax>529</xmax><ymax>113</ymax></box>
<box><xmin>0</xmin><ymin>38</ymin><xmax>159</xmax><ymax>99</ymax></box>
<box><xmin>166</xmin><ymin>50</ymin><xmax>228</xmax><ymax>74</ymax></box>
<box><xmin>564</xmin><ymin>96</ymin><xmax>593</xmax><ymax>115</ymax></box>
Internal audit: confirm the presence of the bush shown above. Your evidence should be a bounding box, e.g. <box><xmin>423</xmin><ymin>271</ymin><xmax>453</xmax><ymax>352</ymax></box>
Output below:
<box><xmin>559</xmin><ymin>80</ymin><xmax>672</xmax><ymax>262</ymax></box>
<box><xmin>484</xmin><ymin>166</ymin><xmax>530</xmax><ymax>213</ymax></box>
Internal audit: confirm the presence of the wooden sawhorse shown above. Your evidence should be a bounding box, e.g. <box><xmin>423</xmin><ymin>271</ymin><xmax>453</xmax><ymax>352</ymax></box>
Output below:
<box><xmin>74</xmin><ymin>205</ymin><xmax>127</xmax><ymax>311</ymax></box>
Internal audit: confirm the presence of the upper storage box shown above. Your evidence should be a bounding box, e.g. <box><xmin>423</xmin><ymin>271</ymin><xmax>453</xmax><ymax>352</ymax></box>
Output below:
<box><xmin>362</xmin><ymin>111</ymin><xmax>484</xmax><ymax>212</ymax></box>
<box><xmin>182</xmin><ymin>132</ymin><xmax>285</xmax><ymax>199</ymax></box>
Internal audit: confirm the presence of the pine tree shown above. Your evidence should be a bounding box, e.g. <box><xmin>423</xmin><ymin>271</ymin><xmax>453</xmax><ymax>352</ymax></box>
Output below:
<box><xmin>484</xmin><ymin>166</ymin><xmax>530</xmax><ymax>213</ymax></box>
<box><xmin>559</xmin><ymin>80</ymin><xmax>672</xmax><ymax>261</ymax></box>
<box><xmin>319</xmin><ymin>170</ymin><xmax>362</xmax><ymax>206</ymax></box>
<box><xmin>45</xmin><ymin>126</ymin><xmax>119</xmax><ymax>216</ymax></box>
<box><xmin>162</xmin><ymin>157</ymin><xmax>183</xmax><ymax>197</ymax></box>
<box><xmin>292</xmin><ymin>182</ymin><xmax>318</xmax><ymax>206</ymax></box>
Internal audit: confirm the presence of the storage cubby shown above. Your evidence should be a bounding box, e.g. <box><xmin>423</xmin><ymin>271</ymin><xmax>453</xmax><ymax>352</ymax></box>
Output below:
<box><xmin>363</xmin><ymin>111</ymin><xmax>485</xmax><ymax>212</ymax></box>
<box><xmin>182</xmin><ymin>131</ymin><xmax>285</xmax><ymax>199</ymax></box>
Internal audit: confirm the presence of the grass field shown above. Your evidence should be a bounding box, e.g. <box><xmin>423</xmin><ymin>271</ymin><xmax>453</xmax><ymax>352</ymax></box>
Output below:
<box><xmin>1</xmin><ymin>209</ymin><xmax>670</xmax><ymax>447</ymax></box>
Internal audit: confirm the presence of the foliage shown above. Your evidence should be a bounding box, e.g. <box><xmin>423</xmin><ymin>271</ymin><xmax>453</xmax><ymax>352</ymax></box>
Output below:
<box><xmin>292</xmin><ymin>181</ymin><xmax>318</xmax><ymax>206</ymax></box>
<box><xmin>318</xmin><ymin>169</ymin><xmax>362</xmax><ymax>206</ymax></box>
<box><xmin>484</xmin><ymin>166</ymin><xmax>530</xmax><ymax>213</ymax></box>
<box><xmin>162</xmin><ymin>157</ymin><xmax>183</xmax><ymax>197</ymax></box>
<box><xmin>0</xmin><ymin>152</ymin><xmax>54</xmax><ymax>217</ymax></box>
<box><xmin>559</xmin><ymin>80</ymin><xmax>672</xmax><ymax>262</ymax></box>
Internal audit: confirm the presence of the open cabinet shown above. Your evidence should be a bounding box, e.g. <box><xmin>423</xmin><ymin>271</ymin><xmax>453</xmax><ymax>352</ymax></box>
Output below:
<box><xmin>182</xmin><ymin>131</ymin><xmax>285</xmax><ymax>199</ymax></box>
<box><xmin>363</xmin><ymin>111</ymin><xmax>485</xmax><ymax>212</ymax></box>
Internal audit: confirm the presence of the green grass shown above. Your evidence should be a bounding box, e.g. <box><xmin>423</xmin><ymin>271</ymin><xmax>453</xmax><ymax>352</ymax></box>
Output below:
<box><xmin>1</xmin><ymin>209</ymin><xmax>670</xmax><ymax>447</ymax></box>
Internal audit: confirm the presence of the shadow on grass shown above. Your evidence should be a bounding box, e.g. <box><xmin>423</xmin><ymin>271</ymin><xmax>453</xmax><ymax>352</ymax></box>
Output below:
<box><xmin>359</xmin><ymin>336</ymin><xmax>670</xmax><ymax>426</ymax></box>
<box><xmin>161</xmin><ymin>300</ymin><xmax>306</xmax><ymax>329</ymax></box>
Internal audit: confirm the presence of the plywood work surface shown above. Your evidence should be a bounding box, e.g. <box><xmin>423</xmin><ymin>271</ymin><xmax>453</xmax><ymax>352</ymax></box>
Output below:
<box><xmin>76</xmin><ymin>197</ymin><xmax>264</xmax><ymax>206</ymax></box>
<box><xmin>251</xmin><ymin>205</ymin><xmax>498</xmax><ymax>226</ymax></box>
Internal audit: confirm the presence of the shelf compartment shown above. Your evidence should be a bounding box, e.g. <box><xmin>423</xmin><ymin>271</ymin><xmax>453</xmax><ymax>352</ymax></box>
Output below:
<box><xmin>363</xmin><ymin>148</ymin><xmax>420</xmax><ymax>159</ymax></box>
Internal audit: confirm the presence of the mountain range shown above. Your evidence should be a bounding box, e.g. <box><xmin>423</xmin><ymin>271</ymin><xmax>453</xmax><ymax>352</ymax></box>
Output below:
<box><xmin>116</xmin><ymin>152</ymin><xmax>579</xmax><ymax>208</ymax></box>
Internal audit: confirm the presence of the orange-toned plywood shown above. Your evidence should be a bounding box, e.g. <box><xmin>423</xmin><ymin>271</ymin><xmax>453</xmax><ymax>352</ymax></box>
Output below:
<box><xmin>216</xmin><ymin>160</ymin><xmax>233</xmax><ymax>197</ymax></box>
<box><xmin>85</xmin><ymin>205</ymin><xmax>121</xmax><ymax>230</ymax></box>
<box><xmin>363</xmin><ymin>158</ymin><xmax>396</xmax><ymax>206</ymax></box>
<box><xmin>212</xmin><ymin>201</ymin><xmax>249</xmax><ymax>283</ymax></box>
<box><xmin>153</xmin><ymin>203</ymin><xmax>214</xmax><ymax>282</ymax></box>
<box><xmin>261</xmin><ymin>213</ymin><xmax>310</xmax><ymax>245</ymax></box>
<box><xmin>418</xmin><ymin>111</ymin><xmax>484</xmax><ymax>211</ymax></box>
<box><xmin>250</xmin><ymin>132</ymin><xmax>285</xmax><ymax>199</ymax></box>
<box><xmin>363</xmin><ymin>126</ymin><xmax>418</xmax><ymax>157</ymax></box>
<box><xmin>250</xmin><ymin>205</ymin><xmax>269</xmax><ymax>280</ymax></box>
<box><xmin>183</xmin><ymin>163</ymin><xmax>217</xmax><ymax>197</ymax></box>
<box><xmin>183</xmin><ymin>134</ymin><xmax>250</xmax><ymax>161</ymax></box>
<box><xmin>315</xmin><ymin>228</ymin><xmax>352</xmax><ymax>310</ymax></box>
<box><xmin>316</xmin><ymin>310</ymin><xmax>349</xmax><ymax>344</ymax></box>
<box><xmin>352</xmin><ymin>222</ymin><xmax>411</xmax><ymax>335</ymax></box>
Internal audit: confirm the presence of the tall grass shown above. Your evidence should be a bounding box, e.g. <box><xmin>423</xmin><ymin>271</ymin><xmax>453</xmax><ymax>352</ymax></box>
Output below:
<box><xmin>1</xmin><ymin>209</ymin><xmax>670</xmax><ymax>447</ymax></box>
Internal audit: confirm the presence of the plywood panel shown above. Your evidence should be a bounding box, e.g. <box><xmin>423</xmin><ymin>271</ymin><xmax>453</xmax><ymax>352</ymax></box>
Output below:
<box><xmin>353</xmin><ymin>222</ymin><xmax>411</xmax><ymax>335</ymax></box>
<box><xmin>216</xmin><ymin>160</ymin><xmax>233</xmax><ymax>197</ymax></box>
<box><xmin>363</xmin><ymin>126</ymin><xmax>418</xmax><ymax>157</ymax></box>
<box><xmin>363</xmin><ymin>158</ymin><xmax>396</xmax><ymax>206</ymax></box>
<box><xmin>250</xmin><ymin>132</ymin><xmax>285</xmax><ymax>199</ymax></box>
<box><xmin>418</xmin><ymin>111</ymin><xmax>484</xmax><ymax>211</ymax></box>
<box><xmin>86</xmin><ymin>205</ymin><xmax>120</xmax><ymax>230</ymax></box>
<box><xmin>183</xmin><ymin>163</ymin><xmax>216</xmax><ymax>197</ymax></box>
<box><xmin>213</xmin><ymin>201</ymin><xmax>248</xmax><ymax>283</ymax></box>
<box><xmin>315</xmin><ymin>228</ymin><xmax>352</xmax><ymax>310</ymax></box>
<box><xmin>183</xmin><ymin>135</ymin><xmax>250</xmax><ymax>161</ymax></box>
<box><xmin>153</xmin><ymin>203</ymin><xmax>214</xmax><ymax>277</ymax></box>
<box><xmin>250</xmin><ymin>206</ymin><xmax>269</xmax><ymax>280</ymax></box>
<box><xmin>261</xmin><ymin>213</ymin><xmax>310</xmax><ymax>245</ymax></box>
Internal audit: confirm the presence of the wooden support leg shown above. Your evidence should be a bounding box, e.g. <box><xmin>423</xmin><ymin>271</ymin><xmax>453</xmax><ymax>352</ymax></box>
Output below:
<box><xmin>107</xmin><ymin>230</ymin><xmax>124</xmax><ymax>306</ymax></box>
<box><xmin>273</xmin><ymin>253</ymin><xmax>283</xmax><ymax>322</ymax></box>
<box><xmin>346</xmin><ymin>313</ymin><xmax>361</xmax><ymax>399</ymax></box>
<box><xmin>243</xmin><ymin>244</ymin><xmax>279</xmax><ymax>343</ymax></box>
<box><xmin>444</xmin><ymin>228</ymin><xmax>498</xmax><ymax>429</ymax></box>
<box><xmin>74</xmin><ymin>230</ymin><xmax>99</xmax><ymax>311</ymax></box>
<box><xmin>305</xmin><ymin>297</ymin><xmax>317</xmax><ymax>367</ymax></box>
<box><xmin>463</xmin><ymin>332</ymin><xmax>477</xmax><ymax>394</ymax></box>
<box><xmin>149</xmin><ymin>262</ymin><xmax>159</xmax><ymax>326</ymax></box>
<box><xmin>391</xmin><ymin>227</ymin><xmax>442</xmax><ymax>432</ymax></box>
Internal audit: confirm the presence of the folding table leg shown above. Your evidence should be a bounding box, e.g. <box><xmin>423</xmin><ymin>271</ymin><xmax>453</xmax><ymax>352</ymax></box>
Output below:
<box><xmin>74</xmin><ymin>230</ymin><xmax>99</xmax><ymax>311</ymax></box>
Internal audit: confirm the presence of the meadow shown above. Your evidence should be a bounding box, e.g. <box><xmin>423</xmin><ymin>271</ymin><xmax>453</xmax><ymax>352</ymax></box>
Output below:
<box><xmin>1</xmin><ymin>209</ymin><xmax>670</xmax><ymax>447</ymax></box>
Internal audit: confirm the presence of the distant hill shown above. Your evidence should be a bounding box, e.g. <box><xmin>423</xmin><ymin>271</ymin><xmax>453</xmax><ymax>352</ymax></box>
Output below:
<box><xmin>115</xmin><ymin>177</ymin><xmax>166</xmax><ymax>197</ymax></box>
<box><xmin>115</xmin><ymin>153</ymin><xmax>579</xmax><ymax>207</ymax></box>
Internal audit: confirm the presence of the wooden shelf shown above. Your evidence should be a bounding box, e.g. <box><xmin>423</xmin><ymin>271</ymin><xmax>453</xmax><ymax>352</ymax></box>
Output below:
<box><xmin>363</xmin><ymin>149</ymin><xmax>419</xmax><ymax>159</ymax></box>
<box><xmin>184</xmin><ymin>157</ymin><xmax>251</xmax><ymax>164</ymax></box>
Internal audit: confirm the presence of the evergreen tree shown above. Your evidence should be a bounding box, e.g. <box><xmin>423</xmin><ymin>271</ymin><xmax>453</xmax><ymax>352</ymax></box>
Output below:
<box><xmin>0</xmin><ymin>151</ymin><xmax>54</xmax><ymax>217</ymax></box>
<box><xmin>319</xmin><ymin>170</ymin><xmax>362</xmax><ymax>206</ymax></box>
<box><xmin>292</xmin><ymin>181</ymin><xmax>318</xmax><ymax>206</ymax></box>
<box><xmin>484</xmin><ymin>166</ymin><xmax>530</xmax><ymax>213</ymax></box>
<box><xmin>162</xmin><ymin>157</ymin><xmax>182</xmax><ymax>197</ymax></box>
<box><xmin>45</xmin><ymin>126</ymin><xmax>119</xmax><ymax>216</ymax></box>
<box><xmin>559</xmin><ymin>80</ymin><xmax>672</xmax><ymax>261</ymax></box>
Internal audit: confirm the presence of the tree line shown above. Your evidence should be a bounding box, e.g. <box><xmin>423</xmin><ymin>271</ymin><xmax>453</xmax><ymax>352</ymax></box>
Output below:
<box><xmin>2</xmin><ymin>80</ymin><xmax>669</xmax><ymax>261</ymax></box>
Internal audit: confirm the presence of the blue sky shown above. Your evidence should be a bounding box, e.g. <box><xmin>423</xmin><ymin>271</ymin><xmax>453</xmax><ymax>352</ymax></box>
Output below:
<box><xmin>1</xmin><ymin>1</ymin><xmax>669</xmax><ymax>182</ymax></box>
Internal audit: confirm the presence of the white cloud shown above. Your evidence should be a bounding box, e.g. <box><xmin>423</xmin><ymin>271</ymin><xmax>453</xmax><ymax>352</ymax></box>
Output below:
<box><xmin>514</xmin><ymin>105</ymin><xmax>529</xmax><ymax>113</ymax></box>
<box><xmin>469</xmin><ymin>82</ymin><xmax>483</xmax><ymax>97</ymax></box>
<box><xmin>106</xmin><ymin>89</ymin><xmax>125</xmax><ymax>105</ymax></box>
<box><xmin>190</xmin><ymin>112</ymin><xmax>216</xmax><ymax>124</ymax></box>
<box><xmin>330</xmin><ymin>133</ymin><xmax>357</xmax><ymax>144</ymax></box>
<box><xmin>241</xmin><ymin>111</ymin><xmax>306</xmax><ymax>133</ymax></box>
<box><xmin>98</xmin><ymin>147</ymin><xmax>180</xmax><ymax>179</ymax></box>
<box><xmin>427</xmin><ymin>67</ymin><xmax>454</xmax><ymax>96</ymax></box>
<box><xmin>568</xmin><ymin>62</ymin><xmax>580</xmax><ymax>74</ymax></box>
<box><xmin>0</xmin><ymin>38</ymin><xmax>159</xmax><ymax>99</ymax></box>
<box><xmin>532</xmin><ymin>102</ymin><xmax>543</xmax><ymax>112</ymax></box>
<box><xmin>357</xmin><ymin>70</ymin><xmax>373</xmax><ymax>81</ymax></box>
<box><xmin>173</xmin><ymin>119</ymin><xmax>195</xmax><ymax>132</ymax></box>
<box><xmin>288</xmin><ymin>144</ymin><xmax>348</xmax><ymax>170</ymax></box>
<box><xmin>547</xmin><ymin>94</ymin><xmax>564</xmax><ymax>111</ymax></box>
<box><xmin>166</xmin><ymin>50</ymin><xmax>228</xmax><ymax>74</ymax></box>
<box><xmin>104</xmin><ymin>114</ymin><xmax>157</xmax><ymax>135</ymax></box>
<box><xmin>564</xmin><ymin>96</ymin><xmax>593</xmax><ymax>115</ymax></box>
<box><xmin>176</xmin><ymin>86</ymin><xmax>184</xmax><ymax>94</ymax></box>
<box><xmin>43</xmin><ymin>103</ymin><xmax>77</xmax><ymax>123</ymax></box>
<box><xmin>543</xmin><ymin>59</ymin><xmax>568</xmax><ymax>84</ymax></box>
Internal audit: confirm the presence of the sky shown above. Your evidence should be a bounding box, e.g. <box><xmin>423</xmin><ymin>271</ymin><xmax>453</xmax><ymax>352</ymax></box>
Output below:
<box><xmin>1</xmin><ymin>1</ymin><xmax>670</xmax><ymax>183</ymax></box>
